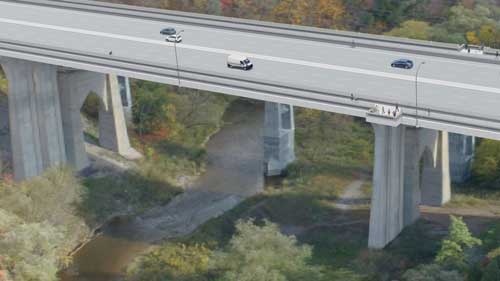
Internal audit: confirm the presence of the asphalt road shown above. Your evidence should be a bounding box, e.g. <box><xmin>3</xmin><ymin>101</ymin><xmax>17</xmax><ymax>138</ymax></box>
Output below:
<box><xmin>0</xmin><ymin>1</ymin><xmax>500</xmax><ymax>138</ymax></box>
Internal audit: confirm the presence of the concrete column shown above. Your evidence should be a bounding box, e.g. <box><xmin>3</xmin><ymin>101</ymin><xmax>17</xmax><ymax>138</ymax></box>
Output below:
<box><xmin>369</xmin><ymin>124</ymin><xmax>405</xmax><ymax>249</ymax></box>
<box><xmin>58</xmin><ymin>70</ymin><xmax>104</xmax><ymax>170</ymax></box>
<box><xmin>403</xmin><ymin>127</ymin><xmax>421</xmax><ymax>227</ymax></box>
<box><xmin>449</xmin><ymin>133</ymin><xmax>475</xmax><ymax>183</ymax></box>
<box><xmin>99</xmin><ymin>74</ymin><xmax>140</xmax><ymax>160</ymax></box>
<box><xmin>263</xmin><ymin>102</ymin><xmax>295</xmax><ymax>176</ymax></box>
<box><xmin>421</xmin><ymin>131</ymin><xmax>451</xmax><ymax>206</ymax></box>
<box><xmin>58</xmin><ymin>71</ymin><xmax>140</xmax><ymax>169</ymax></box>
<box><xmin>1</xmin><ymin>58</ymin><xmax>66</xmax><ymax>180</ymax></box>
<box><xmin>117</xmin><ymin>76</ymin><xmax>133</xmax><ymax>121</ymax></box>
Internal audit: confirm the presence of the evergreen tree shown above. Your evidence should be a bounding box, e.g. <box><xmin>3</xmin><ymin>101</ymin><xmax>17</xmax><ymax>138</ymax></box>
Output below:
<box><xmin>436</xmin><ymin>216</ymin><xmax>481</xmax><ymax>270</ymax></box>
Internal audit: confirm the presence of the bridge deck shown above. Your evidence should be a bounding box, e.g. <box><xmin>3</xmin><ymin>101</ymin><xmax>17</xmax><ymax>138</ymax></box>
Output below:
<box><xmin>0</xmin><ymin>0</ymin><xmax>499</xmax><ymax>139</ymax></box>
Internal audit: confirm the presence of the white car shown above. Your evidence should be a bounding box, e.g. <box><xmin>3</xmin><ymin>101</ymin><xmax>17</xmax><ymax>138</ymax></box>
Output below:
<box><xmin>166</xmin><ymin>34</ymin><xmax>182</xmax><ymax>43</ymax></box>
<box><xmin>227</xmin><ymin>54</ymin><xmax>253</xmax><ymax>70</ymax></box>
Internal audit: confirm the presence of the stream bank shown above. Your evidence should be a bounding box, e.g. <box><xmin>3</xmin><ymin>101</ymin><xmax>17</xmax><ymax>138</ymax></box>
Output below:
<box><xmin>60</xmin><ymin>100</ymin><xmax>264</xmax><ymax>281</ymax></box>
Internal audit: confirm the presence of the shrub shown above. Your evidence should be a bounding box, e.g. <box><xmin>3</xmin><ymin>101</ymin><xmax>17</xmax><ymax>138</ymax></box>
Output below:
<box><xmin>132</xmin><ymin>81</ymin><xmax>179</xmax><ymax>135</ymax></box>
<box><xmin>472</xmin><ymin>139</ymin><xmax>500</xmax><ymax>188</ymax></box>
<box><xmin>127</xmin><ymin>243</ymin><xmax>212</xmax><ymax>281</ymax></box>
<box><xmin>481</xmin><ymin>257</ymin><xmax>500</xmax><ymax>281</ymax></box>
<box><xmin>211</xmin><ymin>219</ymin><xmax>323</xmax><ymax>281</ymax></box>
<box><xmin>0</xmin><ymin>210</ymin><xmax>63</xmax><ymax>281</ymax></box>
<box><xmin>481</xmin><ymin>222</ymin><xmax>500</xmax><ymax>252</ymax></box>
<box><xmin>435</xmin><ymin>216</ymin><xmax>481</xmax><ymax>270</ymax></box>
<box><xmin>402</xmin><ymin>264</ymin><xmax>464</xmax><ymax>281</ymax></box>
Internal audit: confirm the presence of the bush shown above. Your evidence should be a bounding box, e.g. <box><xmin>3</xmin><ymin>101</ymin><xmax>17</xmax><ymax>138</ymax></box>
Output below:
<box><xmin>132</xmin><ymin>81</ymin><xmax>177</xmax><ymax>135</ymax></box>
<box><xmin>402</xmin><ymin>264</ymin><xmax>464</xmax><ymax>281</ymax></box>
<box><xmin>211</xmin><ymin>219</ymin><xmax>323</xmax><ymax>281</ymax></box>
<box><xmin>472</xmin><ymin>139</ymin><xmax>500</xmax><ymax>188</ymax></box>
<box><xmin>435</xmin><ymin>216</ymin><xmax>481</xmax><ymax>270</ymax></box>
<box><xmin>481</xmin><ymin>257</ymin><xmax>500</xmax><ymax>281</ymax></box>
<box><xmin>127</xmin><ymin>243</ymin><xmax>212</xmax><ymax>281</ymax></box>
<box><xmin>481</xmin><ymin>222</ymin><xmax>500</xmax><ymax>252</ymax></box>
<box><xmin>0</xmin><ymin>210</ymin><xmax>63</xmax><ymax>281</ymax></box>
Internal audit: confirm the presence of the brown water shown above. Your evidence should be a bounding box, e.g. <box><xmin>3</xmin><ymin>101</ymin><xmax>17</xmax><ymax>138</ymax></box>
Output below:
<box><xmin>60</xmin><ymin>220</ymin><xmax>151</xmax><ymax>281</ymax></box>
<box><xmin>60</xmin><ymin>100</ymin><xmax>264</xmax><ymax>281</ymax></box>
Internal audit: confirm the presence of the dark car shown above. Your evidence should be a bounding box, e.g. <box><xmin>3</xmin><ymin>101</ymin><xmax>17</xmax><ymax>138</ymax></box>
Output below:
<box><xmin>391</xmin><ymin>59</ymin><xmax>414</xmax><ymax>69</ymax></box>
<box><xmin>160</xmin><ymin>27</ymin><xmax>177</xmax><ymax>36</ymax></box>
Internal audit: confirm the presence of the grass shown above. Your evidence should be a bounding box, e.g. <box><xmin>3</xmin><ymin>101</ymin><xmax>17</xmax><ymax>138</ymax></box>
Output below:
<box><xmin>447</xmin><ymin>182</ymin><xmax>500</xmax><ymax>208</ymax></box>
<box><xmin>78</xmin><ymin>171</ymin><xmax>182</xmax><ymax>225</ymax></box>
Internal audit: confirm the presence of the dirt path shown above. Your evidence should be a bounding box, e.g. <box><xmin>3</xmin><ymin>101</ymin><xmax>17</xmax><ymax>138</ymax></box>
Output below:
<box><xmin>335</xmin><ymin>179</ymin><xmax>366</xmax><ymax>210</ymax></box>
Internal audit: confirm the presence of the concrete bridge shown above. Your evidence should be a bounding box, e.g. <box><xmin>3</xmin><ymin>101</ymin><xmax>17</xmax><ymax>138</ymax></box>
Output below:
<box><xmin>0</xmin><ymin>0</ymin><xmax>491</xmax><ymax>249</ymax></box>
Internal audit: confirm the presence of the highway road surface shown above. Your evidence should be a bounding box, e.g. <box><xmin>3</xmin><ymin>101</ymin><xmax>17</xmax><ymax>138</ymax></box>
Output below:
<box><xmin>0</xmin><ymin>0</ymin><xmax>500</xmax><ymax>139</ymax></box>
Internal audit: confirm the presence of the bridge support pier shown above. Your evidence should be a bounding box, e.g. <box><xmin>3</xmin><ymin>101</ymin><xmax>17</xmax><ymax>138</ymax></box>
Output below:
<box><xmin>368</xmin><ymin>125</ymin><xmax>452</xmax><ymax>248</ymax></box>
<box><xmin>449</xmin><ymin>133</ymin><xmax>475</xmax><ymax>183</ymax></box>
<box><xmin>369</xmin><ymin>124</ymin><xmax>406</xmax><ymax>249</ymax></box>
<box><xmin>403</xmin><ymin>127</ymin><xmax>421</xmax><ymax>227</ymax></box>
<box><xmin>58</xmin><ymin>71</ymin><xmax>139</xmax><ymax>171</ymax></box>
<box><xmin>263</xmin><ymin>102</ymin><xmax>295</xmax><ymax>176</ymax></box>
<box><xmin>1</xmin><ymin>58</ymin><xmax>66</xmax><ymax>181</ymax></box>
<box><xmin>421</xmin><ymin>131</ymin><xmax>451</xmax><ymax>206</ymax></box>
<box><xmin>98</xmin><ymin>74</ymin><xmax>138</xmax><ymax>158</ymax></box>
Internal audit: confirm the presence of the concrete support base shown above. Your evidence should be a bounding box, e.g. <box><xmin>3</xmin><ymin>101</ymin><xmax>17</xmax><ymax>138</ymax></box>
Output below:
<box><xmin>99</xmin><ymin>74</ymin><xmax>140</xmax><ymax>160</ymax></box>
<box><xmin>263</xmin><ymin>102</ymin><xmax>295</xmax><ymax>176</ymax></box>
<box><xmin>58</xmin><ymin>71</ymin><xmax>140</xmax><ymax>171</ymax></box>
<box><xmin>421</xmin><ymin>131</ymin><xmax>451</xmax><ymax>206</ymax></box>
<box><xmin>369</xmin><ymin>124</ymin><xmax>406</xmax><ymax>249</ymax></box>
<box><xmin>449</xmin><ymin>133</ymin><xmax>475</xmax><ymax>183</ymax></box>
<box><xmin>403</xmin><ymin>127</ymin><xmax>421</xmax><ymax>227</ymax></box>
<box><xmin>1</xmin><ymin>58</ymin><xmax>66</xmax><ymax>181</ymax></box>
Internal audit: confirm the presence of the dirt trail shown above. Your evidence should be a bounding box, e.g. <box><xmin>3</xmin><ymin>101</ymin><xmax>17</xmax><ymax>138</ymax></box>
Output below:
<box><xmin>335</xmin><ymin>179</ymin><xmax>366</xmax><ymax>210</ymax></box>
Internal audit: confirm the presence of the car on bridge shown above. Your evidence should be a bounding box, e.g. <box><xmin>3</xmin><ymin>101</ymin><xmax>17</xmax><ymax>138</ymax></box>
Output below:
<box><xmin>160</xmin><ymin>27</ymin><xmax>182</xmax><ymax>43</ymax></box>
<box><xmin>391</xmin><ymin>59</ymin><xmax>414</xmax><ymax>69</ymax></box>
<box><xmin>227</xmin><ymin>55</ymin><xmax>253</xmax><ymax>70</ymax></box>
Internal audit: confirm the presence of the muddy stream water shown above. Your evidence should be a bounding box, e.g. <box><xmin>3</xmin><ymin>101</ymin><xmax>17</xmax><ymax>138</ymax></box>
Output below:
<box><xmin>60</xmin><ymin>101</ymin><xmax>264</xmax><ymax>281</ymax></box>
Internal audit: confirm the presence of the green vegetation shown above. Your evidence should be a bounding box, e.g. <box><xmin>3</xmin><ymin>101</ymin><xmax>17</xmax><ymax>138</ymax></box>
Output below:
<box><xmin>127</xmin><ymin>243</ymin><xmax>212</xmax><ymax>281</ymax></box>
<box><xmin>0</xmin><ymin>168</ymin><xmax>89</xmax><ymax>281</ymax></box>
<box><xmin>435</xmin><ymin>216</ymin><xmax>482</xmax><ymax>270</ymax></box>
<box><xmin>472</xmin><ymin>139</ymin><xmax>500</xmax><ymax>189</ymax></box>
<box><xmin>295</xmin><ymin>109</ymin><xmax>373</xmax><ymax>170</ymax></box>
<box><xmin>129</xmin><ymin>81</ymin><xmax>233</xmax><ymax>184</ymax></box>
<box><xmin>402</xmin><ymin>264</ymin><xmax>464</xmax><ymax>281</ymax></box>
<box><xmin>79</xmin><ymin>172</ymin><xmax>181</xmax><ymax>225</ymax></box>
<box><xmin>127</xmin><ymin>220</ymin><xmax>322</xmax><ymax>281</ymax></box>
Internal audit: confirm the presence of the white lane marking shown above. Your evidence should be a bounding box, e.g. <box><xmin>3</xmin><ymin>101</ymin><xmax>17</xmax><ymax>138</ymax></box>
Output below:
<box><xmin>1</xmin><ymin>17</ymin><xmax>499</xmax><ymax>94</ymax></box>
<box><xmin>2</xmin><ymin>1</ymin><xmax>499</xmax><ymax>70</ymax></box>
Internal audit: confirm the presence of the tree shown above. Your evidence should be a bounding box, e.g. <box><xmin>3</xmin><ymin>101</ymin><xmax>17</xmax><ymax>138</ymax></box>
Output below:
<box><xmin>386</xmin><ymin>20</ymin><xmax>431</xmax><ymax>40</ymax></box>
<box><xmin>232</xmin><ymin>0</ymin><xmax>279</xmax><ymax>21</ymax></box>
<box><xmin>126</xmin><ymin>243</ymin><xmax>212</xmax><ymax>281</ymax></box>
<box><xmin>212</xmin><ymin>219</ymin><xmax>322</xmax><ymax>281</ymax></box>
<box><xmin>466</xmin><ymin>31</ymin><xmax>480</xmax><ymax>44</ymax></box>
<box><xmin>436</xmin><ymin>216</ymin><xmax>482</xmax><ymax>270</ymax></box>
<box><xmin>472</xmin><ymin>139</ymin><xmax>500</xmax><ymax>186</ymax></box>
<box><xmin>132</xmin><ymin>81</ymin><xmax>179</xmax><ymax>137</ymax></box>
<box><xmin>272</xmin><ymin>0</ymin><xmax>345</xmax><ymax>28</ymax></box>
